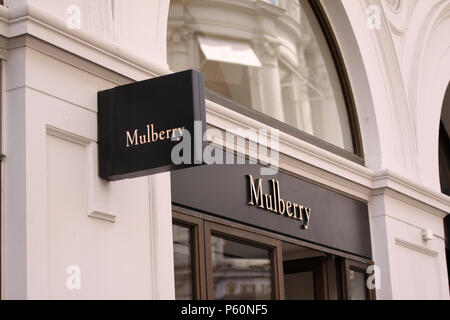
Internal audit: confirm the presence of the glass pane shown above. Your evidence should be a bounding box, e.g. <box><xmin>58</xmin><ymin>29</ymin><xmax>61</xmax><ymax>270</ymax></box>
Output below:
<box><xmin>167</xmin><ymin>0</ymin><xmax>355</xmax><ymax>152</ymax></box>
<box><xmin>211</xmin><ymin>235</ymin><xmax>273</xmax><ymax>300</ymax></box>
<box><xmin>172</xmin><ymin>224</ymin><xmax>194</xmax><ymax>300</ymax></box>
<box><xmin>349</xmin><ymin>269</ymin><xmax>368</xmax><ymax>300</ymax></box>
<box><xmin>284</xmin><ymin>271</ymin><xmax>315</xmax><ymax>300</ymax></box>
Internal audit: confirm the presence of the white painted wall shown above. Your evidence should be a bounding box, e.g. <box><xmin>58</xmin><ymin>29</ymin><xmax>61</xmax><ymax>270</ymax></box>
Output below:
<box><xmin>0</xmin><ymin>0</ymin><xmax>449</xmax><ymax>300</ymax></box>
<box><xmin>2</xmin><ymin>31</ymin><xmax>175</xmax><ymax>300</ymax></box>
<box><xmin>6</xmin><ymin>0</ymin><xmax>170</xmax><ymax>67</ymax></box>
<box><xmin>337</xmin><ymin>0</ymin><xmax>450</xmax><ymax>299</ymax></box>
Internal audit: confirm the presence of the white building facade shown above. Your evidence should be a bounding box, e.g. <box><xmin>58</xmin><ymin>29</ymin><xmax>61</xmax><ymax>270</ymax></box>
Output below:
<box><xmin>0</xmin><ymin>0</ymin><xmax>449</xmax><ymax>300</ymax></box>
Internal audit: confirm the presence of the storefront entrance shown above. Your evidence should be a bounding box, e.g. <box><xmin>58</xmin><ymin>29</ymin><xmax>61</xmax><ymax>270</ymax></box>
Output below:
<box><xmin>172</xmin><ymin>206</ymin><xmax>375</xmax><ymax>300</ymax></box>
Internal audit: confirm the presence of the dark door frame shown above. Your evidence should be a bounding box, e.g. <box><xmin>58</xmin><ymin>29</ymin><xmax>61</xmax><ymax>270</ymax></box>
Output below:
<box><xmin>283</xmin><ymin>257</ymin><xmax>328</xmax><ymax>300</ymax></box>
<box><xmin>172</xmin><ymin>205</ymin><xmax>376</xmax><ymax>300</ymax></box>
<box><xmin>338</xmin><ymin>258</ymin><xmax>376</xmax><ymax>300</ymax></box>
<box><xmin>173</xmin><ymin>211</ymin><xmax>207</xmax><ymax>300</ymax></box>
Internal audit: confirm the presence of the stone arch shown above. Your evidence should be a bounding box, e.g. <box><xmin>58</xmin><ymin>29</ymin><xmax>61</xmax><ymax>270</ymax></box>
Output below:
<box><xmin>406</xmin><ymin>0</ymin><xmax>450</xmax><ymax>190</ymax></box>
<box><xmin>165</xmin><ymin>0</ymin><xmax>383</xmax><ymax>166</ymax></box>
<box><xmin>319</xmin><ymin>0</ymin><xmax>383</xmax><ymax>170</ymax></box>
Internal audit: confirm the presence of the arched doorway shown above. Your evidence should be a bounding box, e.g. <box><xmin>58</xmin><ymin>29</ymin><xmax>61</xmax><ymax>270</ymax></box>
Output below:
<box><xmin>439</xmin><ymin>83</ymin><xmax>450</xmax><ymax>290</ymax></box>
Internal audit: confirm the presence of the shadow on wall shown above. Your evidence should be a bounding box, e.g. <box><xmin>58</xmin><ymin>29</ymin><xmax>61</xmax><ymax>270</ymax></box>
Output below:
<box><xmin>438</xmin><ymin>82</ymin><xmax>450</xmax><ymax>293</ymax></box>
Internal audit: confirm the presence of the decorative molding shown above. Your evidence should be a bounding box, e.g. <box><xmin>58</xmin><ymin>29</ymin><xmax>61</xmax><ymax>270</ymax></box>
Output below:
<box><xmin>382</xmin><ymin>0</ymin><xmax>419</xmax><ymax>36</ymax></box>
<box><xmin>46</xmin><ymin>125</ymin><xmax>91</xmax><ymax>146</ymax></box>
<box><xmin>46</xmin><ymin>125</ymin><xmax>117</xmax><ymax>223</ymax></box>
<box><xmin>252</xmin><ymin>37</ymin><xmax>279</xmax><ymax>66</ymax></box>
<box><xmin>0</xmin><ymin>47</ymin><xmax>7</xmax><ymax>60</ymax></box>
<box><xmin>88</xmin><ymin>211</ymin><xmax>116</xmax><ymax>223</ymax></box>
<box><xmin>7</xmin><ymin>34</ymin><xmax>132</xmax><ymax>86</ymax></box>
<box><xmin>167</xmin><ymin>28</ymin><xmax>194</xmax><ymax>48</ymax></box>
<box><xmin>277</xmin><ymin>0</ymin><xmax>301</xmax><ymax>23</ymax></box>
<box><xmin>0</xmin><ymin>3</ymin><xmax>170</xmax><ymax>81</ymax></box>
<box><xmin>362</xmin><ymin>0</ymin><xmax>419</xmax><ymax>178</ymax></box>
<box><xmin>384</xmin><ymin>0</ymin><xmax>402</xmax><ymax>14</ymax></box>
<box><xmin>205</xmin><ymin>99</ymin><xmax>450</xmax><ymax>216</ymax></box>
<box><xmin>0</xmin><ymin>34</ymin><xmax>8</xmax><ymax>59</ymax></box>
<box><xmin>395</xmin><ymin>237</ymin><xmax>439</xmax><ymax>257</ymax></box>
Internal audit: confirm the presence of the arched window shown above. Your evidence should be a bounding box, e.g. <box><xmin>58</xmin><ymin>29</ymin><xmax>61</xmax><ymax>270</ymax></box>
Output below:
<box><xmin>167</xmin><ymin>0</ymin><xmax>361</xmax><ymax>159</ymax></box>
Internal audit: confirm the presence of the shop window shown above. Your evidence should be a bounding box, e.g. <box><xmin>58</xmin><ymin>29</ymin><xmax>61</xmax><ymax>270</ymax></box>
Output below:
<box><xmin>172</xmin><ymin>207</ymin><xmax>375</xmax><ymax>300</ymax></box>
<box><xmin>209</xmin><ymin>235</ymin><xmax>273</xmax><ymax>300</ymax></box>
<box><xmin>172</xmin><ymin>214</ymin><xmax>207</xmax><ymax>299</ymax></box>
<box><xmin>204</xmin><ymin>222</ymin><xmax>283</xmax><ymax>300</ymax></box>
<box><xmin>172</xmin><ymin>224</ymin><xmax>195</xmax><ymax>300</ymax></box>
<box><xmin>167</xmin><ymin>0</ymin><xmax>362</xmax><ymax>160</ymax></box>
<box><xmin>349</xmin><ymin>270</ymin><xmax>368</xmax><ymax>300</ymax></box>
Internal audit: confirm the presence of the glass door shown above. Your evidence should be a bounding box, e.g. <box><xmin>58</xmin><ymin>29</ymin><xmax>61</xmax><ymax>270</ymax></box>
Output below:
<box><xmin>204</xmin><ymin>221</ymin><xmax>284</xmax><ymax>300</ymax></box>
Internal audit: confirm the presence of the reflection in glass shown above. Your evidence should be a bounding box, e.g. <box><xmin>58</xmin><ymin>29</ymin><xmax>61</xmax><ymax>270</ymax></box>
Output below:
<box><xmin>349</xmin><ymin>269</ymin><xmax>368</xmax><ymax>300</ymax></box>
<box><xmin>211</xmin><ymin>236</ymin><xmax>272</xmax><ymax>300</ymax></box>
<box><xmin>172</xmin><ymin>224</ymin><xmax>194</xmax><ymax>300</ymax></box>
<box><xmin>284</xmin><ymin>271</ymin><xmax>315</xmax><ymax>300</ymax></box>
<box><xmin>167</xmin><ymin>0</ymin><xmax>354</xmax><ymax>152</ymax></box>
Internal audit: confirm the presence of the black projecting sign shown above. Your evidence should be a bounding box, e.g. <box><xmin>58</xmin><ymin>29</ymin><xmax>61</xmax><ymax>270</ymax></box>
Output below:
<box><xmin>98</xmin><ymin>70</ymin><xmax>206</xmax><ymax>181</ymax></box>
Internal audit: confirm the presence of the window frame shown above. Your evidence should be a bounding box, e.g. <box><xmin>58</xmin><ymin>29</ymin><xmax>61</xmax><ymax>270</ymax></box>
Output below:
<box><xmin>172</xmin><ymin>205</ymin><xmax>376</xmax><ymax>300</ymax></box>
<box><xmin>338</xmin><ymin>258</ymin><xmax>376</xmax><ymax>300</ymax></box>
<box><xmin>201</xmin><ymin>0</ymin><xmax>364</xmax><ymax>164</ymax></box>
<box><xmin>284</xmin><ymin>257</ymin><xmax>328</xmax><ymax>300</ymax></box>
<box><xmin>204</xmin><ymin>220</ymin><xmax>285</xmax><ymax>300</ymax></box>
<box><xmin>172</xmin><ymin>211</ymin><xmax>208</xmax><ymax>300</ymax></box>
<box><xmin>173</xmin><ymin>208</ymin><xmax>285</xmax><ymax>300</ymax></box>
<box><xmin>308</xmin><ymin>0</ymin><xmax>364</xmax><ymax>158</ymax></box>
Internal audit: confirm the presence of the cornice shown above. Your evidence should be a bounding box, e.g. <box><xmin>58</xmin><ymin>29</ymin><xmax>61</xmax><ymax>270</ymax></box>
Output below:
<box><xmin>0</xmin><ymin>3</ymin><xmax>170</xmax><ymax>81</ymax></box>
<box><xmin>185</xmin><ymin>0</ymin><xmax>285</xmax><ymax>18</ymax></box>
<box><xmin>205</xmin><ymin>98</ymin><xmax>450</xmax><ymax>217</ymax></box>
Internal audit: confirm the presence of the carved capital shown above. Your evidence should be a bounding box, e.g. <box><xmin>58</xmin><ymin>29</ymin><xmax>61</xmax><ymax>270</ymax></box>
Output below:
<box><xmin>252</xmin><ymin>37</ymin><xmax>279</xmax><ymax>67</ymax></box>
<box><xmin>167</xmin><ymin>28</ymin><xmax>195</xmax><ymax>52</ymax></box>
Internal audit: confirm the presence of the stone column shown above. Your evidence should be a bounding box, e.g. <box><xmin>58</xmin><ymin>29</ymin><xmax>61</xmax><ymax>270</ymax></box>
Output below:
<box><xmin>307</xmin><ymin>41</ymin><xmax>345</xmax><ymax>148</ymax></box>
<box><xmin>167</xmin><ymin>28</ymin><xmax>195</xmax><ymax>72</ymax></box>
<box><xmin>252</xmin><ymin>38</ymin><xmax>285</xmax><ymax>122</ymax></box>
<box><xmin>294</xmin><ymin>35</ymin><xmax>314</xmax><ymax>135</ymax></box>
